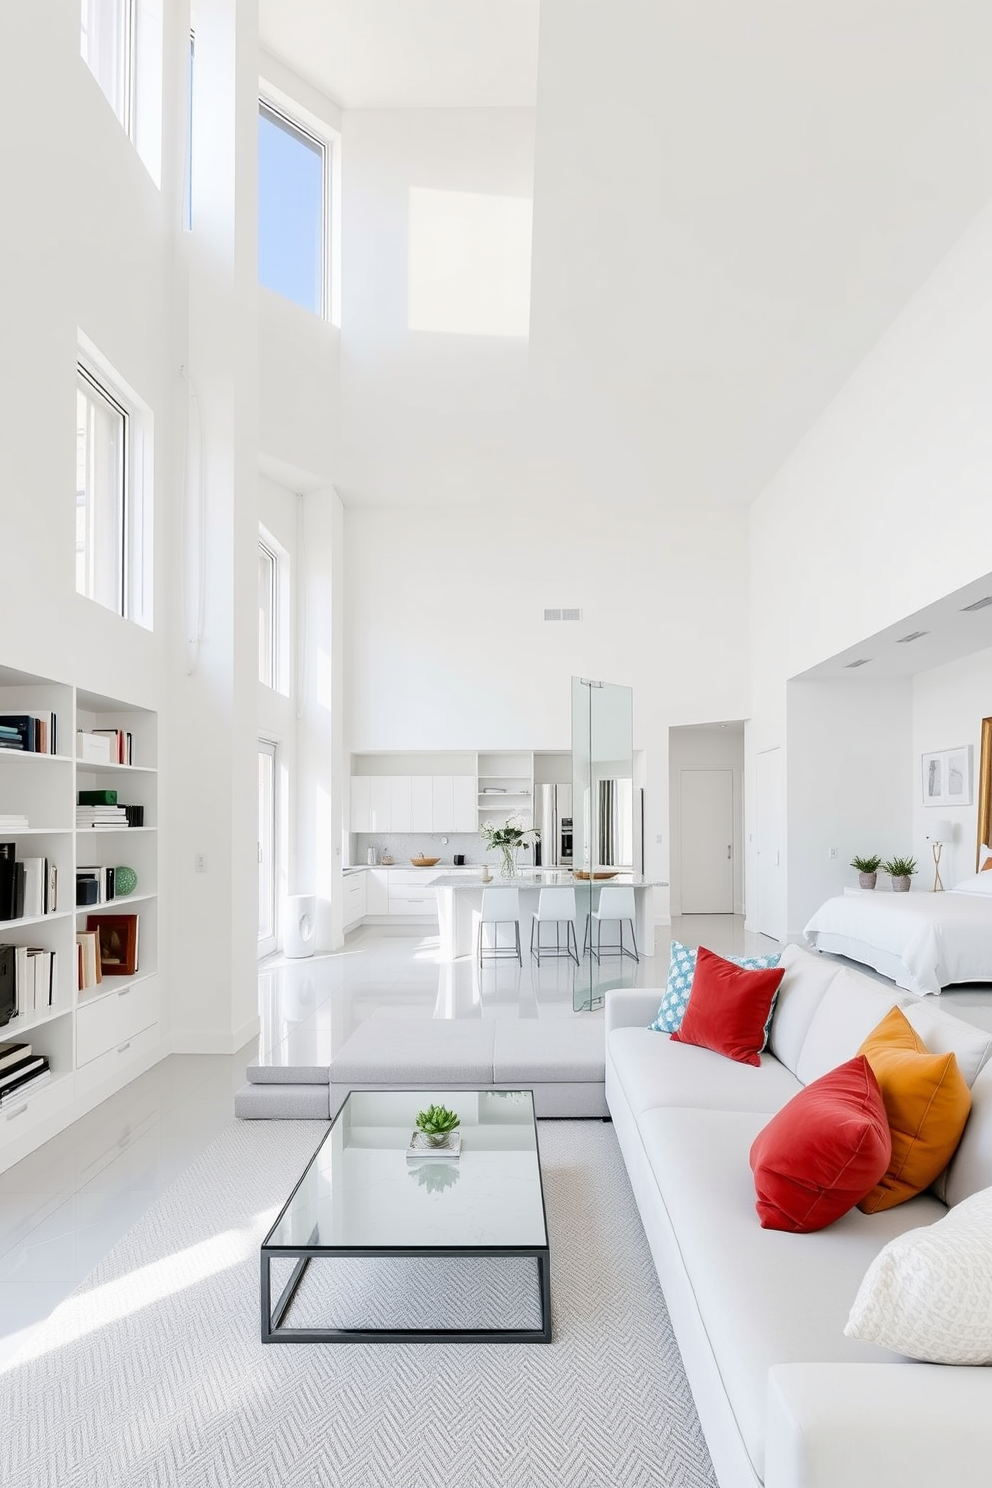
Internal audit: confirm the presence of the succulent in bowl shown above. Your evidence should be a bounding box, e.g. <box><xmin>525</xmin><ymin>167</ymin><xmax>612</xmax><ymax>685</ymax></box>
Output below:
<box><xmin>415</xmin><ymin>1103</ymin><xmax>461</xmax><ymax>1147</ymax></box>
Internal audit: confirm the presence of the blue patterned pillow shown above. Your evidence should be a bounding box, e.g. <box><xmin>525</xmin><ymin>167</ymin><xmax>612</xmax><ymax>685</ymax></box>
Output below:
<box><xmin>650</xmin><ymin>941</ymin><xmax>781</xmax><ymax>1035</ymax></box>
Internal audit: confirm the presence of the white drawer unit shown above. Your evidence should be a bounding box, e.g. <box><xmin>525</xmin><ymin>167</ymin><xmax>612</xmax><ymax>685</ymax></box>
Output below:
<box><xmin>387</xmin><ymin>870</ymin><xmax>440</xmax><ymax>919</ymax></box>
<box><xmin>76</xmin><ymin>977</ymin><xmax>160</xmax><ymax>1068</ymax></box>
<box><xmin>343</xmin><ymin>871</ymin><xmax>367</xmax><ymax>928</ymax></box>
<box><xmin>74</xmin><ymin>1021</ymin><xmax>161</xmax><ymax>1101</ymax></box>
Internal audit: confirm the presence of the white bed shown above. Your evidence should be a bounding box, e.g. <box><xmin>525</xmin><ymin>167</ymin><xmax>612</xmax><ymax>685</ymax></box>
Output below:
<box><xmin>804</xmin><ymin>879</ymin><xmax>992</xmax><ymax>997</ymax></box>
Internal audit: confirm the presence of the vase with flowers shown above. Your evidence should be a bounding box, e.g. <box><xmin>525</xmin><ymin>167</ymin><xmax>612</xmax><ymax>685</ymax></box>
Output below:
<box><xmin>478</xmin><ymin>817</ymin><xmax>540</xmax><ymax>878</ymax></box>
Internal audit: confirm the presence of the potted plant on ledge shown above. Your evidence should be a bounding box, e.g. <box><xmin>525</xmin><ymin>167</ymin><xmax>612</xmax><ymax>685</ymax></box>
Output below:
<box><xmin>850</xmin><ymin>854</ymin><xmax>882</xmax><ymax>890</ymax></box>
<box><xmin>882</xmin><ymin>855</ymin><xmax>917</xmax><ymax>893</ymax></box>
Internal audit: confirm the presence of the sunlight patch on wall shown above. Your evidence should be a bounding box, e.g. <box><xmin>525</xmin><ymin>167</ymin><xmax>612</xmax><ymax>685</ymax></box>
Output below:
<box><xmin>408</xmin><ymin>187</ymin><xmax>533</xmax><ymax>337</ymax></box>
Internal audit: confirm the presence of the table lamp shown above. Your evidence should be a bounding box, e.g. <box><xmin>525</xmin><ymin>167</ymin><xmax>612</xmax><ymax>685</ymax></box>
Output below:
<box><xmin>925</xmin><ymin>820</ymin><xmax>953</xmax><ymax>893</ymax></box>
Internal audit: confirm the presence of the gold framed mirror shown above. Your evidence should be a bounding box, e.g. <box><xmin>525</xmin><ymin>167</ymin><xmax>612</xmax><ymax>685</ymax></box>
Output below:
<box><xmin>978</xmin><ymin>717</ymin><xmax>992</xmax><ymax>868</ymax></box>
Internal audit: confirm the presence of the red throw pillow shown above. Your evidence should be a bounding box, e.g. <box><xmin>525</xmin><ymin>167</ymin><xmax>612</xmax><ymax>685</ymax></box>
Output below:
<box><xmin>670</xmin><ymin>946</ymin><xmax>785</xmax><ymax>1066</ymax></box>
<box><xmin>749</xmin><ymin>1056</ymin><xmax>892</xmax><ymax>1233</ymax></box>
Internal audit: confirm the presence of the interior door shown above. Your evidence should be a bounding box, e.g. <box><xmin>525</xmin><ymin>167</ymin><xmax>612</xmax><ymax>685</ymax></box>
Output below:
<box><xmin>756</xmin><ymin>746</ymin><xmax>784</xmax><ymax>940</ymax></box>
<box><xmin>680</xmin><ymin>768</ymin><xmax>734</xmax><ymax>913</ymax></box>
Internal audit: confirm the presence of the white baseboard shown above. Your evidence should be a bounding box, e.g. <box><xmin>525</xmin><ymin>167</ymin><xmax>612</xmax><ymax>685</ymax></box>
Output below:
<box><xmin>171</xmin><ymin>1016</ymin><xmax>259</xmax><ymax>1056</ymax></box>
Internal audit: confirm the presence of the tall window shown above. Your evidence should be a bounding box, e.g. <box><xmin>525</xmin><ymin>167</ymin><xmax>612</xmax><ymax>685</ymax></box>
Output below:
<box><xmin>76</xmin><ymin>366</ymin><xmax>128</xmax><ymax>616</ymax></box>
<box><xmin>258</xmin><ymin>740</ymin><xmax>277</xmax><ymax>957</ymax></box>
<box><xmin>258</xmin><ymin>539</ymin><xmax>277</xmax><ymax>688</ymax></box>
<box><xmin>258</xmin><ymin>101</ymin><xmax>326</xmax><ymax>315</ymax></box>
<box><xmin>80</xmin><ymin>0</ymin><xmax>134</xmax><ymax>134</ymax></box>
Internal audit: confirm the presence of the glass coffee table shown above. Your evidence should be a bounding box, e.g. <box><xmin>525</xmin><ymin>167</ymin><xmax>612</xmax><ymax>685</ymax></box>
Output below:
<box><xmin>261</xmin><ymin>1089</ymin><xmax>551</xmax><ymax>1343</ymax></box>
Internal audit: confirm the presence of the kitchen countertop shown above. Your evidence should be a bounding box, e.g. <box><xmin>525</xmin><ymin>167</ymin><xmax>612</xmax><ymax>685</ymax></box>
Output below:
<box><xmin>434</xmin><ymin>872</ymin><xmax>665</xmax><ymax>889</ymax></box>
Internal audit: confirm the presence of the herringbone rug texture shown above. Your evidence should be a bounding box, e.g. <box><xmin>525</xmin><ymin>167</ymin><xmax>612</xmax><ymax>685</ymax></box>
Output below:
<box><xmin>1</xmin><ymin>1119</ymin><xmax>718</xmax><ymax>1488</ymax></box>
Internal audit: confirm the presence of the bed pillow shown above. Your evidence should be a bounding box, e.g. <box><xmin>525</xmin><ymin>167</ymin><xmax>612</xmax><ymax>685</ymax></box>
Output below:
<box><xmin>856</xmin><ymin>1006</ymin><xmax>971</xmax><ymax>1213</ymax></box>
<box><xmin>950</xmin><ymin>872</ymin><xmax>992</xmax><ymax>895</ymax></box>
<box><xmin>649</xmin><ymin>940</ymin><xmax>781</xmax><ymax>1033</ymax></box>
<box><xmin>749</xmin><ymin>1055</ymin><xmax>891</xmax><ymax>1232</ymax></box>
<box><xmin>670</xmin><ymin>947</ymin><xmax>785</xmax><ymax>1066</ymax></box>
<box><xmin>845</xmin><ymin>1185</ymin><xmax>992</xmax><ymax>1364</ymax></box>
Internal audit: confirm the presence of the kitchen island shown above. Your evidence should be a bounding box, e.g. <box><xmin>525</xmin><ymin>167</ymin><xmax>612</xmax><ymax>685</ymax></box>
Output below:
<box><xmin>434</xmin><ymin>871</ymin><xmax>662</xmax><ymax>962</ymax></box>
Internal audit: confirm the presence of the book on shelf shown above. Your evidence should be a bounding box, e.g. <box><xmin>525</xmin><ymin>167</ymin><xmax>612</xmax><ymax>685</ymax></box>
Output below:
<box><xmin>0</xmin><ymin>1065</ymin><xmax>51</xmax><ymax>1105</ymax></box>
<box><xmin>0</xmin><ymin>1040</ymin><xmax>31</xmax><ymax>1072</ymax></box>
<box><xmin>76</xmin><ymin>731</ymin><xmax>112</xmax><ymax>765</ymax></box>
<box><xmin>21</xmin><ymin>857</ymin><xmax>45</xmax><ymax>919</ymax></box>
<box><xmin>0</xmin><ymin>816</ymin><xmax>29</xmax><ymax>830</ymax></box>
<box><xmin>75</xmin><ymin>929</ymin><xmax>102</xmax><ymax>991</ymax></box>
<box><xmin>123</xmin><ymin>805</ymin><xmax>144</xmax><ymax>828</ymax></box>
<box><xmin>0</xmin><ymin>944</ymin><xmax>15</xmax><ymax>1026</ymax></box>
<box><xmin>89</xmin><ymin>729</ymin><xmax>133</xmax><ymax>766</ymax></box>
<box><xmin>78</xmin><ymin>789</ymin><xmax>118</xmax><ymax>806</ymax></box>
<box><xmin>0</xmin><ymin>1054</ymin><xmax>47</xmax><ymax>1092</ymax></box>
<box><xmin>0</xmin><ymin>841</ymin><xmax>14</xmax><ymax>921</ymax></box>
<box><xmin>76</xmin><ymin>866</ymin><xmax>115</xmax><ymax>906</ymax></box>
<box><xmin>76</xmin><ymin>806</ymin><xmax>129</xmax><ymax>829</ymax></box>
<box><xmin>0</xmin><ymin>714</ymin><xmax>56</xmax><ymax>755</ymax></box>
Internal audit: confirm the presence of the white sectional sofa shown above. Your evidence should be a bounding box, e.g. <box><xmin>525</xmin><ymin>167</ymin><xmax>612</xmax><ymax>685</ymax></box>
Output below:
<box><xmin>606</xmin><ymin>942</ymin><xmax>992</xmax><ymax>1488</ymax></box>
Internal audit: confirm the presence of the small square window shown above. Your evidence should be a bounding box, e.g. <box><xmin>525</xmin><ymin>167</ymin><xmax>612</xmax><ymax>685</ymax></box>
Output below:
<box><xmin>258</xmin><ymin>101</ymin><xmax>326</xmax><ymax>316</ymax></box>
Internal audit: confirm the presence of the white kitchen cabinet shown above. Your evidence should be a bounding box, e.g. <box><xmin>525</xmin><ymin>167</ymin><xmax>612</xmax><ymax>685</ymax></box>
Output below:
<box><xmin>387</xmin><ymin>869</ymin><xmax>440</xmax><ymax>920</ymax></box>
<box><xmin>343</xmin><ymin>871</ymin><xmax>367</xmax><ymax>928</ymax></box>
<box><xmin>431</xmin><ymin>775</ymin><xmax>454</xmax><ymax>830</ymax></box>
<box><xmin>411</xmin><ymin>777</ymin><xmax>433</xmax><ymax>833</ymax></box>
<box><xmin>350</xmin><ymin>776</ymin><xmax>372</xmax><ymax>833</ymax></box>
<box><xmin>388</xmin><ymin>776</ymin><xmax>412</xmax><ymax>832</ymax></box>
<box><xmin>453</xmin><ymin>775</ymin><xmax>477</xmax><ymax>831</ymax></box>
<box><xmin>369</xmin><ymin>778</ymin><xmax>391</xmax><ymax>833</ymax></box>
<box><xmin>366</xmin><ymin>869</ymin><xmax>390</xmax><ymax>916</ymax></box>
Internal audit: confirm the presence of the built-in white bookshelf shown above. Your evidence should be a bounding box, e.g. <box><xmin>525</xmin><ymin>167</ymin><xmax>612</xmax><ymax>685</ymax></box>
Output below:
<box><xmin>0</xmin><ymin>666</ymin><xmax>160</xmax><ymax>1172</ymax></box>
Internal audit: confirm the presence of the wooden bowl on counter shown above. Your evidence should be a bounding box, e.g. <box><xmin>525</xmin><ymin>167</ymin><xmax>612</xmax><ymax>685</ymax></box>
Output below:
<box><xmin>410</xmin><ymin>856</ymin><xmax>441</xmax><ymax>867</ymax></box>
<box><xmin>573</xmin><ymin>869</ymin><xmax>620</xmax><ymax>880</ymax></box>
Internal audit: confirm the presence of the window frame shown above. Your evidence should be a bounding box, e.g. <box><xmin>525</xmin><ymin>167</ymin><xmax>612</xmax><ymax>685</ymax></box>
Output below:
<box><xmin>80</xmin><ymin>0</ymin><xmax>136</xmax><ymax>137</ymax></box>
<box><xmin>257</xmin><ymin>94</ymin><xmax>331</xmax><ymax>320</ymax></box>
<box><xmin>257</xmin><ymin>738</ymin><xmax>278</xmax><ymax>959</ymax></box>
<box><xmin>258</xmin><ymin>537</ymin><xmax>278</xmax><ymax>691</ymax></box>
<box><xmin>76</xmin><ymin>336</ymin><xmax>153</xmax><ymax>629</ymax></box>
<box><xmin>75</xmin><ymin>363</ymin><xmax>129</xmax><ymax>618</ymax></box>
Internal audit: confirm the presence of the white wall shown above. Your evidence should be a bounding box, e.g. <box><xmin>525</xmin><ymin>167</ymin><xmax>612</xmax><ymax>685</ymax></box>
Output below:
<box><xmin>668</xmin><ymin>726</ymin><xmax>745</xmax><ymax>916</ymax></box>
<box><xmin>748</xmin><ymin>199</ymin><xmax>992</xmax><ymax>936</ymax></box>
<box><xmin>345</xmin><ymin>502</ymin><xmax>751</xmax><ymax>911</ymax></box>
<box><xmin>337</xmin><ymin>107</ymin><xmax>536</xmax><ymax>507</ymax></box>
<box><xmin>785</xmin><ymin>678</ymin><xmax>914</xmax><ymax>936</ymax></box>
<box><xmin>912</xmin><ymin>646</ymin><xmax>992</xmax><ymax>887</ymax></box>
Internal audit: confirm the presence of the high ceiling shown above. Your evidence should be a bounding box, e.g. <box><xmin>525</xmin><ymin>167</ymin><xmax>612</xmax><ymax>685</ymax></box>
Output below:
<box><xmin>258</xmin><ymin>2</ymin><xmax>992</xmax><ymax>515</ymax></box>
<box><xmin>257</xmin><ymin>0</ymin><xmax>540</xmax><ymax>109</ymax></box>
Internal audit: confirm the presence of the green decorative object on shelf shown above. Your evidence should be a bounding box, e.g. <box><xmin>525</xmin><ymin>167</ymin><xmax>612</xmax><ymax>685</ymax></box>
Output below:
<box><xmin>114</xmin><ymin>865</ymin><xmax>138</xmax><ymax>897</ymax></box>
<box><xmin>415</xmin><ymin>1103</ymin><xmax>461</xmax><ymax>1147</ymax></box>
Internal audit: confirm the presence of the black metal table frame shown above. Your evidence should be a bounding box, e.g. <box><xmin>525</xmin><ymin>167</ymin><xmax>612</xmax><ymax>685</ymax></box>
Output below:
<box><xmin>260</xmin><ymin>1092</ymin><xmax>552</xmax><ymax>1345</ymax></box>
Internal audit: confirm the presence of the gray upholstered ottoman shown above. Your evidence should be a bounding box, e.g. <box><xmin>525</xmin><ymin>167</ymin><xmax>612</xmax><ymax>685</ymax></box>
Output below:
<box><xmin>328</xmin><ymin>1016</ymin><xmax>609</xmax><ymax>1119</ymax></box>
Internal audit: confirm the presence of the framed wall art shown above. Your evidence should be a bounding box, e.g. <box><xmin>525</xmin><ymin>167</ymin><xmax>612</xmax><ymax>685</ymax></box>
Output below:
<box><xmin>922</xmin><ymin>746</ymin><xmax>973</xmax><ymax>808</ymax></box>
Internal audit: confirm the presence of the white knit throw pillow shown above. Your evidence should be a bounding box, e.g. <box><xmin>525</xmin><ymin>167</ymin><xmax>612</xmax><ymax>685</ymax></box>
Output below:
<box><xmin>845</xmin><ymin>1185</ymin><xmax>992</xmax><ymax>1364</ymax></box>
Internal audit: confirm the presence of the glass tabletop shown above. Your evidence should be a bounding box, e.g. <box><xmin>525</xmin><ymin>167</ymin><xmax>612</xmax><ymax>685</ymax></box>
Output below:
<box><xmin>264</xmin><ymin>1089</ymin><xmax>548</xmax><ymax>1253</ymax></box>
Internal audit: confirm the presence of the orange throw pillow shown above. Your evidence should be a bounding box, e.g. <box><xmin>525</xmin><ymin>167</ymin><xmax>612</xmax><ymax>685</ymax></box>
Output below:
<box><xmin>857</xmin><ymin>1006</ymin><xmax>971</xmax><ymax>1213</ymax></box>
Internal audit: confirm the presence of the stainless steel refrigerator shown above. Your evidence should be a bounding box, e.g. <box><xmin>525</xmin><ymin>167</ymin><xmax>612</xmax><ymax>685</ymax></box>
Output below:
<box><xmin>534</xmin><ymin>784</ymin><xmax>573</xmax><ymax>867</ymax></box>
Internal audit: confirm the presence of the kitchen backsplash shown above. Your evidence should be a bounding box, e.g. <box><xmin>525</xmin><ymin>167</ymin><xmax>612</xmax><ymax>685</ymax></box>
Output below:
<box><xmin>351</xmin><ymin>833</ymin><xmax>538</xmax><ymax>870</ymax></box>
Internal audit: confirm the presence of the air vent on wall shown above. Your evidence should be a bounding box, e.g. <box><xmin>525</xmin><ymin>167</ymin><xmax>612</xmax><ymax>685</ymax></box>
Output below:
<box><xmin>543</xmin><ymin>608</ymin><xmax>583</xmax><ymax>622</ymax></box>
<box><xmin>961</xmin><ymin>595</ymin><xmax>992</xmax><ymax>612</ymax></box>
<box><xmin>896</xmin><ymin>630</ymin><xmax>928</xmax><ymax>644</ymax></box>
<box><xmin>845</xmin><ymin>658</ymin><xmax>871</xmax><ymax>668</ymax></box>
<box><xmin>543</xmin><ymin>608</ymin><xmax>561</xmax><ymax>622</ymax></box>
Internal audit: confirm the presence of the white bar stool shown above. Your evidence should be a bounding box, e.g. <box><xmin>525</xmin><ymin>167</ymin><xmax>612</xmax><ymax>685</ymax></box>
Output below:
<box><xmin>478</xmin><ymin>886</ymin><xmax>523</xmax><ymax>966</ymax></box>
<box><xmin>530</xmin><ymin>885</ymin><xmax>579</xmax><ymax>965</ymax></box>
<box><xmin>583</xmin><ymin>884</ymin><xmax>639</xmax><ymax>963</ymax></box>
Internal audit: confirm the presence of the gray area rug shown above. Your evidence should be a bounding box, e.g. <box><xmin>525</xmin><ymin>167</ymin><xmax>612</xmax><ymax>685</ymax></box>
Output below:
<box><xmin>1</xmin><ymin>1120</ymin><xmax>717</xmax><ymax>1488</ymax></box>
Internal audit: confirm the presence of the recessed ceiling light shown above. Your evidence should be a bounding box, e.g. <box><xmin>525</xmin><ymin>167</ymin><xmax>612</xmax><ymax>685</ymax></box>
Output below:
<box><xmin>845</xmin><ymin>659</ymin><xmax>871</xmax><ymax>668</ymax></box>
<box><xmin>961</xmin><ymin>596</ymin><xmax>992</xmax><ymax>612</ymax></box>
<box><xmin>896</xmin><ymin>630</ymin><xmax>928</xmax><ymax>643</ymax></box>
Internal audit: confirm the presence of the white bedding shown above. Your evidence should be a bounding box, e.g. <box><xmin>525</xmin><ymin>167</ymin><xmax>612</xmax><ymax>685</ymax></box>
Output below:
<box><xmin>804</xmin><ymin>890</ymin><xmax>992</xmax><ymax>997</ymax></box>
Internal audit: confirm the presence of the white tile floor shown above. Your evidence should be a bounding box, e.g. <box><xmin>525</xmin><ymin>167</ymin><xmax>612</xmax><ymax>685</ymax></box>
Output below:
<box><xmin>0</xmin><ymin>915</ymin><xmax>776</xmax><ymax>1369</ymax></box>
